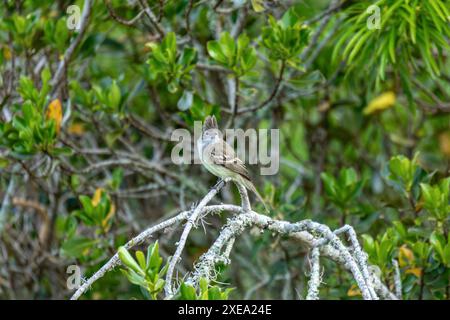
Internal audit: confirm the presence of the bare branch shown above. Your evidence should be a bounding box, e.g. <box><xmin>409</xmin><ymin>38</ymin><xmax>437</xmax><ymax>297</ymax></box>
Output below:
<box><xmin>51</xmin><ymin>0</ymin><xmax>93</xmax><ymax>94</ymax></box>
<box><xmin>306</xmin><ymin>247</ymin><xmax>321</xmax><ymax>300</ymax></box>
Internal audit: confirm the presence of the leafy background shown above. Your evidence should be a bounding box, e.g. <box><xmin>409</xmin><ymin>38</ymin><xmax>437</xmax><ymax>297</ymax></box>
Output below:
<box><xmin>0</xmin><ymin>0</ymin><xmax>449</xmax><ymax>299</ymax></box>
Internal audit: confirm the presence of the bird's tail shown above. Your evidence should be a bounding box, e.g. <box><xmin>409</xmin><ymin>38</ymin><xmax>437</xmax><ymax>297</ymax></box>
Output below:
<box><xmin>240</xmin><ymin>178</ymin><xmax>269</xmax><ymax>212</ymax></box>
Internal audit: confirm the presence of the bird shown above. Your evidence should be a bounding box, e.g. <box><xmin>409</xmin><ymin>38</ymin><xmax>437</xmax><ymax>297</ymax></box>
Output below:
<box><xmin>197</xmin><ymin>115</ymin><xmax>268</xmax><ymax>211</ymax></box>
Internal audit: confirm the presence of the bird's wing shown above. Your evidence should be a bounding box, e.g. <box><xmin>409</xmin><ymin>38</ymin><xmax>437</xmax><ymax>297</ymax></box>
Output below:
<box><xmin>208</xmin><ymin>141</ymin><xmax>251</xmax><ymax>181</ymax></box>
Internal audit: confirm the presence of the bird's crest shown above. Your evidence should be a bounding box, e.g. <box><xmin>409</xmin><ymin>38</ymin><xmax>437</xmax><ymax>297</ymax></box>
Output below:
<box><xmin>203</xmin><ymin>115</ymin><xmax>218</xmax><ymax>131</ymax></box>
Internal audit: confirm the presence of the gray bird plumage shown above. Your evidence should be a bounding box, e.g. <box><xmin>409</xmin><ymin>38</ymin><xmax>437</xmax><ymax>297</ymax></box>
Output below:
<box><xmin>197</xmin><ymin>115</ymin><xmax>268</xmax><ymax>211</ymax></box>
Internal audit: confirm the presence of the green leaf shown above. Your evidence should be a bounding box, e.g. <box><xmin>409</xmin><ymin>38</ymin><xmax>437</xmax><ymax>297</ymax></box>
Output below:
<box><xmin>251</xmin><ymin>0</ymin><xmax>265</xmax><ymax>12</ymax></box>
<box><xmin>180</xmin><ymin>47</ymin><xmax>197</xmax><ymax>67</ymax></box>
<box><xmin>61</xmin><ymin>237</ymin><xmax>97</xmax><ymax>258</ymax></box>
<box><xmin>118</xmin><ymin>246</ymin><xmax>144</xmax><ymax>276</ymax></box>
<box><xmin>108</xmin><ymin>80</ymin><xmax>121</xmax><ymax>110</ymax></box>
<box><xmin>79</xmin><ymin>195</ymin><xmax>94</xmax><ymax>215</ymax></box>
<box><xmin>51</xmin><ymin>146</ymin><xmax>73</xmax><ymax>156</ymax></box>
<box><xmin>179</xmin><ymin>282</ymin><xmax>197</xmax><ymax>300</ymax></box>
<box><xmin>135</xmin><ymin>250</ymin><xmax>147</xmax><ymax>271</ymax></box>
<box><xmin>147</xmin><ymin>241</ymin><xmax>162</xmax><ymax>271</ymax></box>
<box><xmin>207</xmin><ymin>41</ymin><xmax>227</xmax><ymax>65</ymax></box>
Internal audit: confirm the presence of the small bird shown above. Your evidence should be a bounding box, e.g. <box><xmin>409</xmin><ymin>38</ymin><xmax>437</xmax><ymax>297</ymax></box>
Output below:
<box><xmin>197</xmin><ymin>115</ymin><xmax>268</xmax><ymax>210</ymax></box>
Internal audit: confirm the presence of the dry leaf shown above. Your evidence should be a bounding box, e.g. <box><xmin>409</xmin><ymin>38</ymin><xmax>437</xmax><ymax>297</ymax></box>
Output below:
<box><xmin>92</xmin><ymin>188</ymin><xmax>104</xmax><ymax>207</ymax></box>
<box><xmin>46</xmin><ymin>99</ymin><xmax>63</xmax><ymax>134</ymax></box>
<box><xmin>92</xmin><ymin>188</ymin><xmax>115</xmax><ymax>230</ymax></box>
<box><xmin>68</xmin><ymin>123</ymin><xmax>85</xmax><ymax>136</ymax></box>
<box><xmin>347</xmin><ymin>284</ymin><xmax>361</xmax><ymax>297</ymax></box>
<box><xmin>405</xmin><ymin>267</ymin><xmax>422</xmax><ymax>278</ymax></box>
<box><xmin>3</xmin><ymin>46</ymin><xmax>12</xmax><ymax>60</ymax></box>
<box><xmin>101</xmin><ymin>203</ymin><xmax>116</xmax><ymax>230</ymax></box>
<box><xmin>439</xmin><ymin>132</ymin><xmax>450</xmax><ymax>158</ymax></box>
<box><xmin>399</xmin><ymin>245</ymin><xmax>414</xmax><ymax>268</ymax></box>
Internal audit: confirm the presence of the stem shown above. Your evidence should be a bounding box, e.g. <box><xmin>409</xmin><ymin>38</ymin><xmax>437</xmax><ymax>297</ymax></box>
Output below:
<box><xmin>231</xmin><ymin>60</ymin><xmax>286</xmax><ymax>114</ymax></box>
<box><xmin>418</xmin><ymin>268</ymin><xmax>425</xmax><ymax>300</ymax></box>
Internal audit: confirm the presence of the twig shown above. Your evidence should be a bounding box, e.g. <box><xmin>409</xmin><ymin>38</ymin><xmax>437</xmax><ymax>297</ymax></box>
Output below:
<box><xmin>12</xmin><ymin>197</ymin><xmax>50</xmax><ymax>244</ymax></box>
<box><xmin>392</xmin><ymin>259</ymin><xmax>402</xmax><ymax>299</ymax></box>
<box><xmin>225</xmin><ymin>76</ymin><xmax>239</xmax><ymax>128</ymax></box>
<box><xmin>186</xmin><ymin>208</ymin><xmax>387</xmax><ymax>300</ymax></box>
<box><xmin>185</xmin><ymin>0</ymin><xmax>194</xmax><ymax>36</ymax></box>
<box><xmin>70</xmin><ymin>209</ymin><xmax>192</xmax><ymax>300</ymax></box>
<box><xmin>196</xmin><ymin>63</ymin><xmax>231</xmax><ymax>73</ymax></box>
<box><xmin>137</xmin><ymin>0</ymin><xmax>166</xmax><ymax>38</ymax></box>
<box><xmin>51</xmin><ymin>0</ymin><xmax>93</xmax><ymax>94</ymax></box>
<box><xmin>70</xmin><ymin>187</ymin><xmax>396</xmax><ymax>300</ymax></box>
<box><xmin>0</xmin><ymin>175</ymin><xmax>16</xmax><ymax>233</ymax></box>
<box><xmin>213</xmin><ymin>0</ymin><xmax>224</xmax><ymax>11</ymax></box>
<box><xmin>164</xmin><ymin>179</ymin><xmax>226</xmax><ymax>297</ymax></box>
<box><xmin>413</xmin><ymin>78</ymin><xmax>450</xmax><ymax>113</ymax></box>
<box><xmin>227</xmin><ymin>60</ymin><xmax>286</xmax><ymax>114</ymax></box>
<box><xmin>306</xmin><ymin>247</ymin><xmax>321</xmax><ymax>300</ymax></box>
<box><xmin>300</xmin><ymin>8</ymin><xmax>333</xmax><ymax>61</ymax></box>
<box><xmin>345</xmin><ymin>226</ymin><xmax>378</xmax><ymax>299</ymax></box>
<box><xmin>304</xmin><ymin>0</ymin><xmax>345</xmax><ymax>25</ymax></box>
<box><xmin>104</xmin><ymin>0</ymin><xmax>148</xmax><ymax>27</ymax></box>
<box><xmin>235</xmin><ymin>182</ymin><xmax>251</xmax><ymax>212</ymax></box>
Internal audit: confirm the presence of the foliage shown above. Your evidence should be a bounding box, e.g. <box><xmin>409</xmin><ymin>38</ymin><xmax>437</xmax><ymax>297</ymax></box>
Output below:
<box><xmin>176</xmin><ymin>278</ymin><xmax>233</xmax><ymax>300</ymax></box>
<box><xmin>118</xmin><ymin>242</ymin><xmax>168</xmax><ymax>300</ymax></box>
<box><xmin>0</xmin><ymin>0</ymin><xmax>449</xmax><ymax>300</ymax></box>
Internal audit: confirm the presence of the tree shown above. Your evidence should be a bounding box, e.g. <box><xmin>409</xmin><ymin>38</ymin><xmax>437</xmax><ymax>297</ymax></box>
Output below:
<box><xmin>0</xmin><ymin>0</ymin><xmax>449</xmax><ymax>300</ymax></box>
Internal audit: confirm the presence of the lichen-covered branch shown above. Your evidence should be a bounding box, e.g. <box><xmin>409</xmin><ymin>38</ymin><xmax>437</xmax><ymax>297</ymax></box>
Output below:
<box><xmin>70</xmin><ymin>184</ymin><xmax>396</xmax><ymax>300</ymax></box>
<box><xmin>306</xmin><ymin>247</ymin><xmax>321</xmax><ymax>300</ymax></box>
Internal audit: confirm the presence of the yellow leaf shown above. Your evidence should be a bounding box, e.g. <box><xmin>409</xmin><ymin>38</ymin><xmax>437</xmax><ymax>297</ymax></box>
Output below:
<box><xmin>347</xmin><ymin>284</ymin><xmax>361</xmax><ymax>297</ymax></box>
<box><xmin>363</xmin><ymin>91</ymin><xmax>396</xmax><ymax>115</ymax></box>
<box><xmin>91</xmin><ymin>188</ymin><xmax>104</xmax><ymax>207</ymax></box>
<box><xmin>101</xmin><ymin>204</ymin><xmax>116</xmax><ymax>230</ymax></box>
<box><xmin>251</xmin><ymin>0</ymin><xmax>265</xmax><ymax>12</ymax></box>
<box><xmin>46</xmin><ymin>99</ymin><xmax>63</xmax><ymax>134</ymax></box>
<box><xmin>144</xmin><ymin>42</ymin><xmax>158</xmax><ymax>52</ymax></box>
<box><xmin>68</xmin><ymin>123</ymin><xmax>85</xmax><ymax>136</ymax></box>
<box><xmin>92</xmin><ymin>188</ymin><xmax>115</xmax><ymax>231</ymax></box>
<box><xmin>3</xmin><ymin>46</ymin><xmax>12</xmax><ymax>60</ymax></box>
<box><xmin>439</xmin><ymin>132</ymin><xmax>450</xmax><ymax>158</ymax></box>
<box><xmin>405</xmin><ymin>267</ymin><xmax>422</xmax><ymax>278</ymax></box>
<box><xmin>399</xmin><ymin>245</ymin><xmax>414</xmax><ymax>268</ymax></box>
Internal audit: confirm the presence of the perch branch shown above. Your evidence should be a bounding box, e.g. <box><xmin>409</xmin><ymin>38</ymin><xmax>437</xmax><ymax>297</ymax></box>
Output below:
<box><xmin>71</xmin><ymin>187</ymin><xmax>396</xmax><ymax>300</ymax></box>
<box><xmin>393</xmin><ymin>259</ymin><xmax>402</xmax><ymax>299</ymax></box>
<box><xmin>70</xmin><ymin>209</ymin><xmax>191</xmax><ymax>300</ymax></box>
<box><xmin>306</xmin><ymin>247</ymin><xmax>321</xmax><ymax>300</ymax></box>
<box><xmin>164</xmin><ymin>179</ymin><xmax>226</xmax><ymax>296</ymax></box>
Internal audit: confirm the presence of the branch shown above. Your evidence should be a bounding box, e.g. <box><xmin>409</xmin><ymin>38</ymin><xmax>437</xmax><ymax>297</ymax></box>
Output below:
<box><xmin>163</xmin><ymin>179</ymin><xmax>226</xmax><ymax>297</ymax></box>
<box><xmin>12</xmin><ymin>197</ymin><xmax>50</xmax><ymax>244</ymax></box>
<box><xmin>51</xmin><ymin>0</ymin><xmax>93</xmax><ymax>94</ymax></box>
<box><xmin>393</xmin><ymin>259</ymin><xmax>402</xmax><ymax>299</ymax></box>
<box><xmin>0</xmin><ymin>174</ymin><xmax>17</xmax><ymax>233</ymax></box>
<box><xmin>306</xmin><ymin>247</ymin><xmax>321</xmax><ymax>300</ymax></box>
<box><xmin>70</xmin><ymin>209</ymin><xmax>192</xmax><ymax>300</ymax></box>
<box><xmin>225</xmin><ymin>76</ymin><xmax>239</xmax><ymax>128</ymax></box>
<box><xmin>304</xmin><ymin>0</ymin><xmax>345</xmax><ymax>25</ymax></box>
<box><xmin>186</xmin><ymin>208</ymin><xmax>387</xmax><ymax>300</ymax></box>
<box><xmin>137</xmin><ymin>0</ymin><xmax>166</xmax><ymax>38</ymax></box>
<box><xmin>70</xmin><ymin>189</ymin><xmax>396</xmax><ymax>300</ymax></box>
<box><xmin>104</xmin><ymin>0</ymin><xmax>148</xmax><ymax>27</ymax></box>
<box><xmin>196</xmin><ymin>63</ymin><xmax>231</xmax><ymax>73</ymax></box>
<box><xmin>227</xmin><ymin>60</ymin><xmax>286</xmax><ymax>115</ymax></box>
